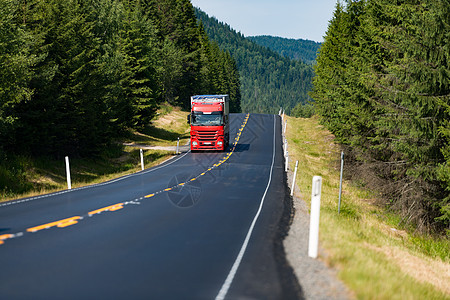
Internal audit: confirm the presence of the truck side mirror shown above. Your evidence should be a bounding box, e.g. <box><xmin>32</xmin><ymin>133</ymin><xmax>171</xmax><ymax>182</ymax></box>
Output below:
<box><xmin>187</xmin><ymin>114</ymin><xmax>190</xmax><ymax>124</ymax></box>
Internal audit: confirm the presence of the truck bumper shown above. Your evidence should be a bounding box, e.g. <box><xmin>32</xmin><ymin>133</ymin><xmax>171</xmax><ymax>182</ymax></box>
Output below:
<box><xmin>190</xmin><ymin>140</ymin><xmax>225</xmax><ymax>151</ymax></box>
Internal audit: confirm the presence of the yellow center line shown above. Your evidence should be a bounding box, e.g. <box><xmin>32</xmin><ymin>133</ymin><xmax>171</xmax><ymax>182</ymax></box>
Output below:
<box><xmin>88</xmin><ymin>203</ymin><xmax>124</xmax><ymax>216</ymax></box>
<box><xmin>0</xmin><ymin>234</ymin><xmax>13</xmax><ymax>245</ymax></box>
<box><xmin>27</xmin><ymin>216</ymin><xmax>82</xmax><ymax>233</ymax></box>
<box><xmin>2</xmin><ymin>114</ymin><xmax>252</xmax><ymax>246</ymax></box>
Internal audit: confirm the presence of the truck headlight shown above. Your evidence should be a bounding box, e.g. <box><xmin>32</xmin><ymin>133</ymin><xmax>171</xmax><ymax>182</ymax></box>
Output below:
<box><xmin>217</xmin><ymin>141</ymin><xmax>223</xmax><ymax>146</ymax></box>
<box><xmin>192</xmin><ymin>141</ymin><xmax>198</xmax><ymax>146</ymax></box>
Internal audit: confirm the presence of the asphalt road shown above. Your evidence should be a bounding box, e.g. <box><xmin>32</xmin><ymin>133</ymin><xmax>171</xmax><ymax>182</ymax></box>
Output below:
<box><xmin>0</xmin><ymin>113</ymin><xmax>301</xmax><ymax>300</ymax></box>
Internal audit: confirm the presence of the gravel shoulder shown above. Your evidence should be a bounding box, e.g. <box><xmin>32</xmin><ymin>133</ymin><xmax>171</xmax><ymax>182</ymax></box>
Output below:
<box><xmin>284</xmin><ymin>159</ymin><xmax>352</xmax><ymax>300</ymax></box>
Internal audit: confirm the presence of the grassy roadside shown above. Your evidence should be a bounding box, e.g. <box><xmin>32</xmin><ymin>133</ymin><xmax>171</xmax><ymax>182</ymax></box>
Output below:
<box><xmin>124</xmin><ymin>103</ymin><xmax>190</xmax><ymax>147</ymax></box>
<box><xmin>285</xmin><ymin>115</ymin><xmax>449</xmax><ymax>299</ymax></box>
<box><xmin>0</xmin><ymin>104</ymin><xmax>190</xmax><ymax>202</ymax></box>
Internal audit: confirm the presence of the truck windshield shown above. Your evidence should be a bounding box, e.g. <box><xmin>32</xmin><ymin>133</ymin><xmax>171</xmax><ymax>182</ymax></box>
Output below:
<box><xmin>191</xmin><ymin>111</ymin><xmax>223</xmax><ymax>126</ymax></box>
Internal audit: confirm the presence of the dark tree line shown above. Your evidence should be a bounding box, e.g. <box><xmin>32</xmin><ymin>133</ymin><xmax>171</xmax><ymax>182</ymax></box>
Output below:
<box><xmin>195</xmin><ymin>8</ymin><xmax>315</xmax><ymax>115</ymax></box>
<box><xmin>248</xmin><ymin>35</ymin><xmax>321</xmax><ymax>65</ymax></box>
<box><xmin>312</xmin><ymin>0</ymin><xmax>450</xmax><ymax>233</ymax></box>
<box><xmin>0</xmin><ymin>0</ymin><xmax>241</xmax><ymax>158</ymax></box>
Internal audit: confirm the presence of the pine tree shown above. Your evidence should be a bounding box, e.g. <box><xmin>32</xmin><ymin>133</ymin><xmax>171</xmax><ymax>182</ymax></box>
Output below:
<box><xmin>146</xmin><ymin>0</ymin><xmax>201</xmax><ymax>108</ymax></box>
<box><xmin>118</xmin><ymin>0</ymin><xmax>159</xmax><ymax>130</ymax></box>
<box><xmin>13</xmin><ymin>0</ymin><xmax>117</xmax><ymax>156</ymax></box>
<box><xmin>312</xmin><ymin>0</ymin><xmax>450</xmax><ymax>232</ymax></box>
<box><xmin>0</xmin><ymin>0</ymin><xmax>37</xmax><ymax>151</ymax></box>
<box><xmin>155</xmin><ymin>37</ymin><xmax>184</xmax><ymax>104</ymax></box>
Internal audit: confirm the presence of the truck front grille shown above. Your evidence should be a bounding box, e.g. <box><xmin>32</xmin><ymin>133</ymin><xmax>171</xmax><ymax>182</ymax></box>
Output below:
<box><xmin>197</xmin><ymin>130</ymin><xmax>219</xmax><ymax>141</ymax></box>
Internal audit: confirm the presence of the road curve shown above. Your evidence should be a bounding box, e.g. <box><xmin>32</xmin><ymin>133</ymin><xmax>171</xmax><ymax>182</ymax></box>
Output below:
<box><xmin>0</xmin><ymin>113</ymin><xmax>301</xmax><ymax>299</ymax></box>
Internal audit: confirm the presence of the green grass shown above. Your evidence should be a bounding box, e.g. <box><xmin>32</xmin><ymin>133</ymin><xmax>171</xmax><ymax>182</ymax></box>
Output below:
<box><xmin>0</xmin><ymin>105</ymin><xmax>190</xmax><ymax>202</ymax></box>
<box><xmin>409</xmin><ymin>235</ymin><xmax>450</xmax><ymax>262</ymax></box>
<box><xmin>285</xmin><ymin>115</ymin><xmax>449</xmax><ymax>299</ymax></box>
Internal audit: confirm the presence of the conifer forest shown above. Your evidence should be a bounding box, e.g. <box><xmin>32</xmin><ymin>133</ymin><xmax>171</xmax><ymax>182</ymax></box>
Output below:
<box><xmin>0</xmin><ymin>0</ymin><xmax>241</xmax><ymax>158</ymax></box>
<box><xmin>312</xmin><ymin>0</ymin><xmax>450</xmax><ymax>232</ymax></box>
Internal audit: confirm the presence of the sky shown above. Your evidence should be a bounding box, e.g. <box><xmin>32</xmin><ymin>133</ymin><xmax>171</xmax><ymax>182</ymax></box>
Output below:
<box><xmin>190</xmin><ymin>0</ymin><xmax>338</xmax><ymax>43</ymax></box>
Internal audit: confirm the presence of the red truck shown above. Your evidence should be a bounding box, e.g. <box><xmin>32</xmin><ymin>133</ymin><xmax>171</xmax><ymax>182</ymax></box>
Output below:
<box><xmin>188</xmin><ymin>95</ymin><xmax>230</xmax><ymax>152</ymax></box>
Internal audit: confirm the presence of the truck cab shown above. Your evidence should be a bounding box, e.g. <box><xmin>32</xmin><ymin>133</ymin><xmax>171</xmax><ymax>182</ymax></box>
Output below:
<box><xmin>189</xmin><ymin>95</ymin><xmax>230</xmax><ymax>151</ymax></box>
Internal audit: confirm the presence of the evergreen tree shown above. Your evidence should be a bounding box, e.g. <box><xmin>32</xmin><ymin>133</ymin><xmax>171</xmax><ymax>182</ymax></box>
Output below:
<box><xmin>147</xmin><ymin>0</ymin><xmax>201</xmax><ymax>108</ymax></box>
<box><xmin>312</xmin><ymin>0</ymin><xmax>450</xmax><ymax>232</ymax></box>
<box><xmin>118</xmin><ymin>0</ymin><xmax>159</xmax><ymax>130</ymax></box>
<box><xmin>197</xmin><ymin>24</ymin><xmax>241</xmax><ymax>112</ymax></box>
<box><xmin>156</xmin><ymin>37</ymin><xmax>184</xmax><ymax>104</ymax></box>
<box><xmin>0</xmin><ymin>0</ymin><xmax>37</xmax><ymax>152</ymax></box>
<box><xmin>13</xmin><ymin>0</ymin><xmax>116</xmax><ymax>156</ymax></box>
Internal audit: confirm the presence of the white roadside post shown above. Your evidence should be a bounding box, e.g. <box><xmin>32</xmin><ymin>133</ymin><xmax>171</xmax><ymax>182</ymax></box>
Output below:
<box><xmin>176</xmin><ymin>137</ymin><xmax>180</xmax><ymax>154</ymax></box>
<box><xmin>140</xmin><ymin>149</ymin><xmax>144</xmax><ymax>171</ymax></box>
<box><xmin>338</xmin><ymin>151</ymin><xmax>344</xmax><ymax>214</ymax></box>
<box><xmin>285</xmin><ymin>155</ymin><xmax>289</xmax><ymax>172</ymax></box>
<box><xmin>284</xmin><ymin>120</ymin><xmax>287</xmax><ymax>135</ymax></box>
<box><xmin>308</xmin><ymin>176</ymin><xmax>322</xmax><ymax>258</ymax></box>
<box><xmin>65</xmin><ymin>156</ymin><xmax>71</xmax><ymax>190</ymax></box>
<box><xmin>290</xmin><ymin>160</ymin><xmax>299</xmax><ymax>196</ymax></box>
<box><xmin>284</xmin><ymin>138</ymin><xmax>288</xmax><ymax>157</ymax></box>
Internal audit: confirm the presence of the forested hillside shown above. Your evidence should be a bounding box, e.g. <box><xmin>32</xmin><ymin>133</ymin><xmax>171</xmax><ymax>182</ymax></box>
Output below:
<box><xmin>0</xmin><ymin>0</ymin><xmax>240</xmax><ymax>158</ymax></box>
<box><xmin>195</xmin><ymin>8</ymin><xmax>314</xmax><ymax>115</ymax></box>
<box><xmin>248</xmin><ymin>35</ymin><xmax>321</xmax><ymax>65</ymax></box>
<box><xmin>312</xmin><ymin>0</ymin><xmax>450</xmax><ymax>233</ymax></box>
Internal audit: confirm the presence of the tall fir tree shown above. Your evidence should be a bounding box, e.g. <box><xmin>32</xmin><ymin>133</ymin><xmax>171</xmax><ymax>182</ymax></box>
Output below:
<box><xmin>118</xmin><ymin>0</ymin><xmax>159</xmax><ymax>130</ymax></box>
<box><xmin>0</xmin><ymin>0</ymin><xmax>37</xmax><ymax>152</ymax></box>
<box><xmin>312</xmin><ymin>0</ymin><xmax>450</xmax><ymax>232</ymax></box>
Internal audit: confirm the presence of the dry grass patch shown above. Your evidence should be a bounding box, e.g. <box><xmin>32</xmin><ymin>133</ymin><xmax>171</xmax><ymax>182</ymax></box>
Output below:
<box><xmin>153</xmin><ymin>106</ymin><xmax>187</xmax><ymax>128</ymax></box>
<box><xmin>367</xmin><ymin>244</ymin><xmax>450</xmax><ymax>295</ymax></box>
<box><xmin>125</xmin><ymin>104</ymin><xmax>190</xmax><ymax>147</ymax></box>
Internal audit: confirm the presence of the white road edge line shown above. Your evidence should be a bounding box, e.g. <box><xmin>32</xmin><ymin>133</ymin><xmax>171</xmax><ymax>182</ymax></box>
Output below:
<box><xmin>0</xmin><ymin>150</ymin><xmax>190</xmax><ymax>208</ymax></box>
<box><xmin>215</xmin><ymin>114</ymin><xmax>277</xmax><ymax>300</ymax></box>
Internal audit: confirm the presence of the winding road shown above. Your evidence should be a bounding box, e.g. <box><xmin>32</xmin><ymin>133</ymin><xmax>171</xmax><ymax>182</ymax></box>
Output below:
<box><xmin>0</xmin><ymin>113</ymin><xmax>300</xmax><ymax>299</ymax></box>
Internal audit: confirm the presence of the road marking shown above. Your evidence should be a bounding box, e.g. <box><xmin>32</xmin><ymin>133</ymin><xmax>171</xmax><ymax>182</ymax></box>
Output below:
<box><xmin>216</xmin><ymin>114</ymin><xmax>277</xmax><ymax>300</ymax></box>
<box><xmin>27</xmin><ymin>216</ymin><xmax>82</xmax><ymax>233</ymax></box>
<box><xmin>88</xmin><ymin>203</ymin><xmax>124</xmax><ymax>216</ymax></box>
<box><xmin>0</xmin><ymin>234</ymin><xmax>13</xmax><ymax>245</ymax></box>
<box><xmin>1</xmin><ymin>114</ymin><xmax>251</xmax><ymax>246</ymax></box>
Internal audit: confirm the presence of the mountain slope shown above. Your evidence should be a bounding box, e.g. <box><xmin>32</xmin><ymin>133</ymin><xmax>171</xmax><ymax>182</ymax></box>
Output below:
<box><xmin>248</xmin><ymin>35</ymin><xmax>321</xmax><ymax>65</ymax></box>
<box><xmin>195</xmin><ymin>8</ymin><xmax>314</xmax><ymax>115</ymax></box>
